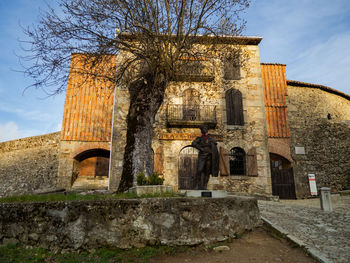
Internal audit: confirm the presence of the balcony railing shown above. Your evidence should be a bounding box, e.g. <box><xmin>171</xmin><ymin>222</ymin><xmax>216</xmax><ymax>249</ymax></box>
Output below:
<box><xmin>166</xmin><ymin>104</ymin><xmax>217</xmax><ymax>128</ymax></box>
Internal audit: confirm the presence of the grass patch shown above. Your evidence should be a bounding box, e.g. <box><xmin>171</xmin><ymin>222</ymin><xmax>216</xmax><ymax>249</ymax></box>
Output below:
<box><xmin>0</xmin><ymin>191</ymin><xmax>184</xmax><ymax>203</ymax></box>
<box><xmin>0</xmin><ymin>243</ymin><xmax>187</xmax><ymax>263</ymax></box>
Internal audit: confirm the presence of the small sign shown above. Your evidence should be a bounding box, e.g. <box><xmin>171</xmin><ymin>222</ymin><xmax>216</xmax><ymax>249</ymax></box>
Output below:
<box><xmin>201</xmin><ymin>191</ymin><xmax>212</xmax><ymax>197</ymax></box>
<box><xmin>308</xmin><ymin>174</ymin><xmax>317</xmax><ymax>196</ymax></box>
<box><xmin>159</xmin><ymin>133</ymin><xmax>223</xmax><ymax>141</ymax></box>
<box><xmin>295</xmin><ymin>147</ymin><xmax>305</xmax><ymax>155</ymax></box>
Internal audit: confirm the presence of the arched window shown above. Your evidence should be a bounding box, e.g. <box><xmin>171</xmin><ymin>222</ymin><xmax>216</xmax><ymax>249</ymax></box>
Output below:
<box><xmin>225</xmin><ymin>89</ymin><xmax>243</xmax><ymax>125</ymax></box>
<box><xmin>229</xmin><ymin>147</ymin><xmax>246</xmax><ymax>175</ymax></box>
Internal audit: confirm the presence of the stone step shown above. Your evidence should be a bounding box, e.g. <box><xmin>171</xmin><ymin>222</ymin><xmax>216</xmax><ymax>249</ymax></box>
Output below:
<box><xmin>71</xmin><ymin>176</ymin><xmax>108</xmax><ymax>190</ymax></box>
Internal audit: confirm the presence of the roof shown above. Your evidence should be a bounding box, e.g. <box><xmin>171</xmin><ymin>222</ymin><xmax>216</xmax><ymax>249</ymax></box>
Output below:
<box><xmin>119</xmin><ymin>33</ymin><xmax>263</xmax><ymax>45</ymax></box>
<box><xmin>261</xmin><ymin>63</ymin><xmax>286</xmax><ymax>66</ymax></box>
<box><xmin>287</xmin><ymin>80</ymin><xmax>350</xmax><ymax>101</ymax></box>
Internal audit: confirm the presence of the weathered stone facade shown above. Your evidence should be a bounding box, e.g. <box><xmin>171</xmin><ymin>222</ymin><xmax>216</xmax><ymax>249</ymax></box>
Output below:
<box><xmin>110</xmin><ymin>38</ymin><xmax>272</xmax><ymax>196</ymax></box>
<box><xmin>287</xmin><ymin>82</ymin><xmax>350</xmax><ymax>198</ymax></box>
<box><xmin>0</xmin><ymin>132</ymin><xmax>60</xmax><ymax>197</ymax></box>
<box><xmin>0</xmin><ymin>196</ymin><xmax>259</xmax><ymax>250</ymax></box>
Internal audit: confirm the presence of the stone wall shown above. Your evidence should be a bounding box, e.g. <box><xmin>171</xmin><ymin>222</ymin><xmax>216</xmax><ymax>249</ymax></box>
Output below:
<box><xmin>0</xmin><ymin>132</ymin><xmax>60</xmax><ymax>197</ymax></box>
<box><xmin>287</xmin><ymin>85</ymin><xmax>350</xmax><ymax>198</ymax></box>
<box><xmin>0</xmin><ymin>196</ymin><xmax>259</xmax><ymax>250</ymax></box>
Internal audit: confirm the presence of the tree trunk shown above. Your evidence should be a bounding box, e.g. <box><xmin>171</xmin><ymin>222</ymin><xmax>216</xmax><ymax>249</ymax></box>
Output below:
<box><xmin>117</xmin><ymin>73</ymin><xmax>167</xmax><ymax>192</ymax></box>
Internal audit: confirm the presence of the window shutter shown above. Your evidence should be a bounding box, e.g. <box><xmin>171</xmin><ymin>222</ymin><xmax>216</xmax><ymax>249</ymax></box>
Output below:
<box><xmin>219</xmin><ymin>147</ymin><xmax>229</xmax><ymax>176</ymax></box>
<box><xmin>154</xmin><ymin>146</ymin><xmax>164</xmax><ymax>175</ymax></box>
<box><xmin>226</xmin><ymin>89</ymin><xmax>244</xmax><ymax>125</ymax></box>
<box><xmin>247</xmin><ymin>148</ymin><xmax>258</xmax><ymax>176</ymax></box>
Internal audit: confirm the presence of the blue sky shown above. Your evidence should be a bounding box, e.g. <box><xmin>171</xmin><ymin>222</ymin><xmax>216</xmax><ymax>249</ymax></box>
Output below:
<box><xmin>0</xmin><ymin>0</ymin><xmax>350</xmax><ymax>142</ymax></box>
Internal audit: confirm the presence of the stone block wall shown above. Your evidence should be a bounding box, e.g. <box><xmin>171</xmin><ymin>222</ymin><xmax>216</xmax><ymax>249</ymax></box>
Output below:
<box><xmin>0</xmin><ymin>132</ymin><xmax>60</xmax><ymax>197</ymax></box>
<box><xmin>0</xmin><ymin>196</ymin><xmax>259</xmax><ymax>250</ymax></box>
<box><xmin>287</xmin><ymin>85</ymin><xmax>350</xmax><ymax>197</ymax></box>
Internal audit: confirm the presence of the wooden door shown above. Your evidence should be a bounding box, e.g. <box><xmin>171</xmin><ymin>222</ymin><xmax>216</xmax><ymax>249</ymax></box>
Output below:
<box><xmin>270</xmin><ymin>154</ymin><xmax>296</xmax><ymax>199</ymax></box>
<box><xmin>178</xmin><ymin>147</ymin><xmax>198</xmax><ymax>189</ymax></box>
<box><xmin>95</xmin><ymin>156</ymin><xmax>109</xmax><ymax>177</ymax></box>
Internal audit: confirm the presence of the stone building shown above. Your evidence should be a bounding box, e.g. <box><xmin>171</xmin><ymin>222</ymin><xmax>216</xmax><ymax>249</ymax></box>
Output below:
<box><xmin>0</xmin><ymin>35</ymin><xmax>349</xmax><ymax>199</ymax></box>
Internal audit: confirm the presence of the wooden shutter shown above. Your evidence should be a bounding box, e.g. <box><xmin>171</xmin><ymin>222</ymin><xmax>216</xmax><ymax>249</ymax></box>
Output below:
<box><xmin>219</xmin><ymin>147</ymin><xmax>229</xmax><ymax>176</ymax></box>
<box><xmin>154</xmin><ymin>146</ymin><xmax>164</xmax><ymax>175</ymax></box>
<box><xmin>247</xmin><ymin>148</ymin><xmax>258</xmax><ymax>176</ymax></box>
<box><xmin>226</xmin><ymin>89</ymin><xmax>244</xmax><ymax>125</ymax></box>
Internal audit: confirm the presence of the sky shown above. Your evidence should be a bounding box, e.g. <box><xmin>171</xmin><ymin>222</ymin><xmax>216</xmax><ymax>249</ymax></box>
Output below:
<box><xmin>0</xmin><ymin>0</ymin><xmax>349</xmax><ymax>142</ymax></box>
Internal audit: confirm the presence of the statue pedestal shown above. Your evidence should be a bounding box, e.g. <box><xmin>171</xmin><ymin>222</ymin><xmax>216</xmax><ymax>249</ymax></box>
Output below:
<box><xmin>185</xmin><ymin>190</ymin><xmax>227</xmax><ymax>198</ymax></box>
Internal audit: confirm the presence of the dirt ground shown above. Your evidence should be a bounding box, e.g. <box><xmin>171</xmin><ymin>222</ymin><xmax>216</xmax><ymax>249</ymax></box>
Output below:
<box><xmin>150</xmin><ymin>227</ymin><xmax>318</xmax><ymax>263</ymax></box>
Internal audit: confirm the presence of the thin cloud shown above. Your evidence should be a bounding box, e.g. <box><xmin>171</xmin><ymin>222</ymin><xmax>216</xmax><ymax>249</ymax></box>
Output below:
<box><xmin>0</xmin><ymin>121</ymin><xmax>48</xmax><ymax>142</ymax></box>
<box><xmin>0</xmin><ymin>121</ymin><xmax>20</xmax><ymax>142</ymax></box>
<box><xmin>244</xmin><ymin>0</ymin><xmax>350</xmax><ymax>94</ymax></box>
<box><xmin>288</xmin><ymin>32</ymin><xmax>350</xmax><ymax>89</ymax></box>
<box><xmin>0</xmin><ymin>102</ymin><xmax>53</xmax><ymax>122</ymax></box>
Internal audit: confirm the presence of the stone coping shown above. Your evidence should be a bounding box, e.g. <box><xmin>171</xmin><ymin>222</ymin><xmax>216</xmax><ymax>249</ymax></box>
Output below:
<box><xmin>128</xmin><ymin>185</ymin><xmax>174</xmax><ymax>195</ymax></box>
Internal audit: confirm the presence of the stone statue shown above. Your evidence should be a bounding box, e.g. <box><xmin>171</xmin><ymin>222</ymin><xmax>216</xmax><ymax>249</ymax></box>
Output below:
<box><xmin>191</xmin><ymin>125</ymin><xmax>219</xmax><ymax>190</ymax></box>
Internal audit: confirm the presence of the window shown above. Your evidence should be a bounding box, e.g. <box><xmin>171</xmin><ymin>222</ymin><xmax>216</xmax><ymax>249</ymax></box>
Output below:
<box><xmin>229</xmin><ymin>147</ymin><xmax>246</xmax><ymax>175</ymax></box>
<box><xmin>183</xmin><ymin>88</ymin><xmax>200</xmax><ymax>121</ymax></box>
<box><xmin>225</xmin><ymin>89</ymin><xmax>244</xmax><ymax>125</ymax></box>
<box><xmin>224</xmin><ymin>57</ymin><xmax>240</xmax><ymax>80</ymax></box>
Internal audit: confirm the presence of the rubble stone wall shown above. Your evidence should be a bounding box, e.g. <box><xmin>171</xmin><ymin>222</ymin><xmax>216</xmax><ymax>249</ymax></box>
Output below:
<box><xmin>0</xmin><ymin>132</ymin><xmax>60</xmax><ymax>197</ymax></box>
<box><xmin>287</xmin><ymin>85</ymin><xmax>350</xmax><ymax>198</ymax></box>
<box><xmin>0</xmin><ymin>196</ymin><xmax>260</xmax><ymax>250</ymax></box>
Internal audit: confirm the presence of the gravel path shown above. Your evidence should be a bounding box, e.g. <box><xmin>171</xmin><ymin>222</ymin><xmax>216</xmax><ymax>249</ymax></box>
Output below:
<box><xmin>258</xmin><ymin>195</ymin><xmax>350</xmax><ymax>263</ymax></box>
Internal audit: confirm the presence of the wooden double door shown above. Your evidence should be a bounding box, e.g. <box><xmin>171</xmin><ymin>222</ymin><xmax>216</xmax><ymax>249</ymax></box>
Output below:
<box><xmin>270</xmin><ymin>153</ymin><xmax>296</xmax><ymax>199</ymax></box>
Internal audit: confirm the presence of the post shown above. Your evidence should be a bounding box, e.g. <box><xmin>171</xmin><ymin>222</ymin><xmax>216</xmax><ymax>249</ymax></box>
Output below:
<box><xmin>320</xmin><ymin>187</ymin><xmax>333</xmax><ymax>212</ymax></box>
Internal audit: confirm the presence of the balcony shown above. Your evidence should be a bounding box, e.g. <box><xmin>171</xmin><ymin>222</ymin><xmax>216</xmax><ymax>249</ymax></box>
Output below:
<box><xmin>166</xmin><ymin>104</ymin><xmax>217</xmax><ymax>128</ymax></box>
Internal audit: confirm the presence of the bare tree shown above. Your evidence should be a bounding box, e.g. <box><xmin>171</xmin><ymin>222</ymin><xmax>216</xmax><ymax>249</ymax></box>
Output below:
<box><xmin>21</xmin><ymin>0</ymin><xmax>250</xmax><ymax>192</ymax></box>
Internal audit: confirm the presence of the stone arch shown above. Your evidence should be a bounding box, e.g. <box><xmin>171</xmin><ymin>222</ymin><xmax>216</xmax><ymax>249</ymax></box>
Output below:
<box><xmin>71</xmin><ymin>147</ymin><xmax>110</xmax><ymax>190</ymax></box>
<box><xmin>71</xmin><ymin>143</ymin><xmax>110</xmax><ymax>159</ymax></box>
<box><xmin>268</xmin><ymin>139</ymin><xmax>293</xmax><ymax>163</ymax></box>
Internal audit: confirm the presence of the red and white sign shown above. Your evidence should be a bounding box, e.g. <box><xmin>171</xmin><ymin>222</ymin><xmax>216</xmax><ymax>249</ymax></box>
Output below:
<box><xmin>308</xmin><ymin>174</ymin><xmax>317</xmax><ymax>196</ymax></box>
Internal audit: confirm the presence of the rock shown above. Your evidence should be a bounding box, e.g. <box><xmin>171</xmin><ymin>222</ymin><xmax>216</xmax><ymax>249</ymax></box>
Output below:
<box><xmin>29</xmin><ymin>233</ymin><xmax>39</xmax><ymax>241</ymax></box>
<box><xmin>213</xmin><ymin>245</ymin><xmax>230</xmax><ymax>252</ymax></box>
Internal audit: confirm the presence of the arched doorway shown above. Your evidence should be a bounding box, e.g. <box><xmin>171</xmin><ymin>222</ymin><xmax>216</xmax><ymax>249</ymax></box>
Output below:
<box><xmin>270</xmin><ymin>153</ymin><xmax>296</xmax><ymax>199</ymax></box>
<box><xmin>72</xmin><ymin>148</ymin><xmax>110</xmax><ymax>190</ymax></box>
<box><xmin>75</xmin><ymin>149</ymin><xmax>110</xmax><ymax>177</ymax></box>
<box><xmin>178</xmin><ymin>146</ymin><xmax>198</xmax><ymax>189</ymax></box>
